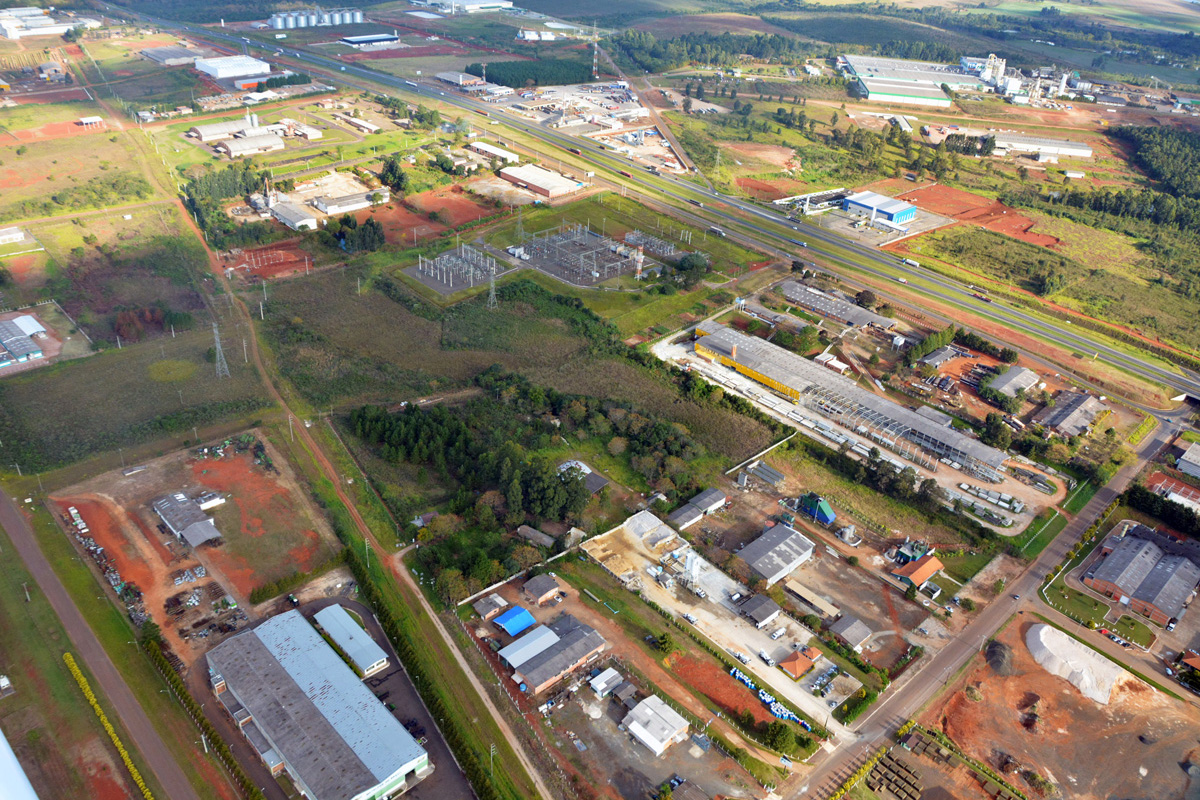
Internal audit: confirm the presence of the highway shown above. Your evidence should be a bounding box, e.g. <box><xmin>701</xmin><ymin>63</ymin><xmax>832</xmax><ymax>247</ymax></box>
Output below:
<box><xmin>103</xmin><ymin>5</ymin><xmax>1200</xmax><ymax>404</ymax></box>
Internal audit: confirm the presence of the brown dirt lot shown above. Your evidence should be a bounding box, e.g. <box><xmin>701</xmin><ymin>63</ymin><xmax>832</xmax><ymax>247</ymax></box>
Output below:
<box><xmin>634</xmin><ymin>13</ymin><xmax>797</xmax><ymax>37</ymax></box>
<box><xmin>11</xmin><ymin>88</ymin><xmax>91</xmax><ymax>105</ymax></box>
<box><xmin>405</xmin><ymin>185</ymin><xmax>495</xmax><ymax>227</ymax></box>
<box><xmin>361</xmin><ymin>202</ymin><xmax>447</xmax><ymax>245</ymax></box>
<box><xmin>668</xmin><ymin>653</ymin><xmax>775</xmax><ymax>726</ymax></box>
<box><xmin>922</xmin><ymin>619</ymin><xmax>1200</xmax><ymax>800</ymax></box>
<box><xmin>229</xmin><ymin>240</ymin><xmax>312</xmax><ymax>282</ymax></box>
<box><xmin>723</xmin><ymin>142</ymin><xmax>798</xmax><ymax>169</ymax></box>
<box><xmin>897</xmin><ymin>184</ymin><xmax>1058</xmax><ymax>247</ymax></box>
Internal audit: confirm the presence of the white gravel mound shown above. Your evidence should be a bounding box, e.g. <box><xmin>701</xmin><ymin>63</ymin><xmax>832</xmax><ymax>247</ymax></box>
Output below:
<box><xmin>1025</xmin><ymin>624</ymin><xmax>1123</xmax><ymax>705</ymax></box>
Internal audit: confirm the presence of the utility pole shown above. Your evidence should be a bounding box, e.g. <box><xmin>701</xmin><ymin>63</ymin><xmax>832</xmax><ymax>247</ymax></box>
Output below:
<box><xmin>288</xmin><ymin>415</ymin><xmax>294</xmax><ymax>442</ymax></box>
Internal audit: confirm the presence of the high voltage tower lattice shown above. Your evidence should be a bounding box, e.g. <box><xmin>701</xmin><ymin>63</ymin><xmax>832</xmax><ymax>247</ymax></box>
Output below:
<box><xmin>212</xmin><ymin>322</ymin><xmax>231</xmax><ymax>379</ymax></box>
<box><xmin>486</xmin><ymin>264</ymin><xmax>498</xmax><ymax>310</ymax></box>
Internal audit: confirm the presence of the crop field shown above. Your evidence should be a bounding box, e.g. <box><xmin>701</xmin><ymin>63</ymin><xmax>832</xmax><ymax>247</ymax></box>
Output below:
<box><xmin>968</xmin><ymin>0</ymin><xmax>1200</xmax><ymax>35</ymax></box>
<box><xmin>634</xmin><ymin>13</ymin><xmax>797</xmax><ymax>37</ymax></box>
<box><xmin>765</xmin><ymin>11</ymin><xmax>989</xmax><ymax>51</ymax></box>
<box><xmin>78</xmin><ymin>37</ymin><xmax>210</xmax><ymax>108</ymax></box>
<box><xmin>0</xmin><ymin>322</ymin><xmax>269</xmax><ymax>471</ymax></box>
<box><xmin>0</xmin><ymin>134</ymin><xmax>153</xmax><ymax>221</ymax></box>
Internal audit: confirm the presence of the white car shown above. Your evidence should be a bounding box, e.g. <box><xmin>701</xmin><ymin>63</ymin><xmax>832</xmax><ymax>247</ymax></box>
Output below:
<box><xmin>770</xmin><ymin>628</ymin><xmax>786</xmax><ymax>640</ymax></box>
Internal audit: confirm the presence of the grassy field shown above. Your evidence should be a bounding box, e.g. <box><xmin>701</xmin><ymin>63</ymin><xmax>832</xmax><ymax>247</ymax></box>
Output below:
<box><xmin>1015</xmin><ymin>509</ymin><xmax>1068</xmax><ymax>557</ymax></box>
<box><xmin>1062</xmin><ymin>480</ymin><xmax>1098</xmax><ymax>515</ymax></box>
<box><xmin>0</xmin><ymin>513</ymin><xmax>169</xmax><ymax>800</ymax></box>
<box><xmin>0</xmin><ymin>100</ymin><xmax>108</xmax><ymax>132</ymax></box>
<box><xmin>23</xmin><ymin>502</ymin><xmax>237</xmax><ymax>800</ymax></box>
<box><xmin>964</xmin><ymin>0</ymin><xmax>1200</xmax><ymax>34</ymax></box>
<box><xmin>0</xmin><ymin>134</ymin><xmax>154</xmax><ymax>221</ymax></box>
<box><xmin>939</xmin><ymin>551</ymin><xmax>997</xmax><ymax>585</ymax></box>
<box><xmin>0</xmin><ymin>321</ymin><xmax>270</xmax><ymax>471</ymax></box>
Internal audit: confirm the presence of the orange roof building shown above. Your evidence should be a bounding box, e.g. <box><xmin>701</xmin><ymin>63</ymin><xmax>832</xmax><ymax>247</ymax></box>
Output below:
<box><xmin>1182</xmin><ymin>652</ymin><xmax>1200</xmax><ymax>672</ymax></box>
<box><xmin>891</xmin><ymin>554</ymin><xmax>944</xmax><ymax>589</ymax></box>
<box><xmin>779</xmin><ymin>646</ymin><xmax>821</xmax><ymax>679</ymax></box>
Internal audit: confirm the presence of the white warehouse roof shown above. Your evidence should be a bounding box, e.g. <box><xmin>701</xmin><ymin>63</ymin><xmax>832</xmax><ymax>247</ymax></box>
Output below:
<box><xmin>0</xmin><ymin>724</ymin><xmax>38</xmax><ymax>800</ymax></box>
<box><xmin>844</xmin><ymin>190</ymin><xmax>914</xmax><ymax>217</ymax></box>
<box><xmin>195</xmin><ymin>55</ymin><xmax>270</xmax><ymax>78</ymax></box>
<box><xmin>314</xmin><ymin>605</ymin><xmax>389</xmax><ymax>676</ymax></box>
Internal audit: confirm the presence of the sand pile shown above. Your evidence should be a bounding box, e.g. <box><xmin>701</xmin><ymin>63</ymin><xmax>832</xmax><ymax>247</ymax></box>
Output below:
<box><xmin>1025</xmin><ymin>624</ymin><xmax>1123</xmax><ymax>705</ymax></box>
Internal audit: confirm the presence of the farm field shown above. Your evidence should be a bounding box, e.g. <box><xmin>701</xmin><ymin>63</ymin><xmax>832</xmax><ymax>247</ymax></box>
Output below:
<box><xmin>634</xmin><ymin>13</ymin><xmax>798</xmax><ymax>37</ymax></box>
<box><xmin>0</xmin><ymin>322</ymin><xmax>269</xmax><ymax>472</ymax></box>
<box><xmin>0</xmin><ymin>134</ymin><xmax>154</xmax><ymax>221</ymax></box>
<box><xmin>0</xmin><ymin>100</ymin><xmax>109</xmax><ymax>135</ymax></box>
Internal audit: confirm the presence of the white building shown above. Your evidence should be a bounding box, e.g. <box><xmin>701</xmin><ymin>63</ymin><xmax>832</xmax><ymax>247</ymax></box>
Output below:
<box><xmin>272</xmin><ymin>203</ymin><xmax>318</xmax><ymax>231</ymax></box>
<box><xmin>313</xmin><ymin>189</ymin><xmax>388</xmax><ymax>215</ymax></box>
<box><xmin>217</xmin><ymin>133</ymin><xmax>285</xmax><ymax>158</ymax></box>
<box><xmin>314</xmin><ymin>604</ymin><xmax>389</xmax><ymax>677</ymax></box>
<box><xmin>195</xmin><ymin>56</ymin><xmax>271</xmax><ymax>80</ymax></box>
<box><xmin>623</xmin><ymin>696</ymin><xmax>690</xmax><ymax>757</ymax></box>
<box><xmin>467</xmin><ymin>141</ymin><xmax>519</xmax><ymax>163</ymax></box>
<box><xmin>1179</xmin><ymin>442</ymin><xmax>1200</xmax><ymax>480</ymax></box>
<box><xmin>990</xmin><ymin>133</ymin><xmax>1092</xmax><ymax>158</ymax></box>
<box><xmin>738</xmin><ymin>523</ymin><xmax>815</xmax><ymax>586</ymax></box>
<box><xmin>0</xmin><ymin>227</ymin><xmax>24</xmax><ymax>246</ymax></box>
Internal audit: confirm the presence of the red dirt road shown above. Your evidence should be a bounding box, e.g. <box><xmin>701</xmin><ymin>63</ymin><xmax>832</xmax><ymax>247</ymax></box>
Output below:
<box><xmin>0</xmin><ymin>491</ymin><xmax>201</xmax><ymax>800</ymax></box>
<box><xmin>898</xmin><ymin>184</ymin><xmax>1058</xmax><ymax>247</ymax></box>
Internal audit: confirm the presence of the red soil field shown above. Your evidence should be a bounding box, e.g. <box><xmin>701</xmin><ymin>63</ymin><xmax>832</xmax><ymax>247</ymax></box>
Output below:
<box><xmin>6</xmin><ymin>255</ymin><xmax>36</xmax><ymax>282</ymax></box>
<box><xmin>61</xmin><ymin>497</ymin><xmax>157</xmax><ymax>600</ymax></box>
<box><xmin>898</xmin><ymin>184</ymin><xmax>1059</xmax><ymax>247</ymax></box>
<box><xmin>406</xmin><ymin>185</ymin><xmax>494</xmax><ymax>227</ymax></box>
<box><xmin>360</xmin><ymin>202</ymin><xmax>448</xmax><ymax>244</ymax></box>
<box><xmin>234</xmin><ymin>240</ymin><xmax>312</xmax><ymax>281</ymax></box>
<box><xmin>669</xmin><ymin>654</ymin><xmax>774</xmax><ymax>726</ymax></box>
<box><xmin>12</xmin><ymin>88</ymin><xmax>90</xmax><ymax>104</ymax></box>
<box><xmin>81</xmin><ymin>754</ymin><xmax>131</xmax><ymax>800</ymax></box>
<box><xmin>737</xmin><ymin>177</ymin><xmax>788</xmax><ymax>201</ymax></box>
<box><xmin>12</xmin><ymin>120</ymin><xmax>108</xmax><ymax>142</ymax></box>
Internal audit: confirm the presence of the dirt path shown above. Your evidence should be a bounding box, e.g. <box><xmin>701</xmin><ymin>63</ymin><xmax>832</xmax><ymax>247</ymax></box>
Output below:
<box><xmin>0</xmin><ymin>491</ymin><xmax>201</xmax><ymax>800</ymax></box>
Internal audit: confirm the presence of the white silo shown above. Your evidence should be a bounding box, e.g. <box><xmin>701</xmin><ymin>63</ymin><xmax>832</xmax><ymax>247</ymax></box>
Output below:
<box><xmin>334</xmin><ymin>10</ymin><xmax>347</xmax><ymax>25</ymax></box>
<box><xmin>285</xmin><ymin>14</ymin><xmax>296</xmax><ymax>28</ymax></box>
<box><xmin>306</xmin><ymin>11</ymin><xmax>319</xmax><ymax>26</ymax></box>
<box><xmin>319</xmin><ymin>11</ymin><xmax>331</xmax><ymax>25</ymax></box>
<box><xmin>351</xmin><ymin>9</ymin><xmax>363</xmax><ymax>23</ymax></box>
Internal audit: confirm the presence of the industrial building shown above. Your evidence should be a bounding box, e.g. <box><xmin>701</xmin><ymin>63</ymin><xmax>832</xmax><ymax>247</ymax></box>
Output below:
<box><xmin>1179</xmin><ymin>443</ymin><xmax>1200</xmax><ymax>480</ymax></box>
<box><xmin>423</xmin><ymin>0</ymin><xmax>513</xmax><ymax>12</ymax></box>
<box><xmin>0</xmin><ymin>316</ymin><xmax>43</xmax><ymax>368</ymax></box>
<box><xmin>508</xmin><ymin>614</ymin><xmax>605</xmax><ymax>694</ymax></box>
<box><xmin>841</xmin><ymin>53</ymin><xmax>1007</xmax><ymax>107</ymax></box>
<box><xmin>0</xmin><ymin>227</ymin><xmax>24</xmax><ymax>245</ymax></box>
<box><xmin>622</xmin><ymin>695</ymin><xmax>690</xmax><ymax>757</ymax></box>
<box><xmin>342</xmin><ymin>34</ymin><xmax>398</xmax><ymax>47</ymax></box>
<box><xmin>207</xmin><ymin>610</ymin><xmax>431</xmax><ymax>800</ymax></box>
<box><xmin>1033</xmin><ymin>391</ymin><xmax>1106</xmax><ymax>438</ymax></box>
<box><xmin>778</xmin><ymin>281</ymin><xmax>895</xmax><ymax>329</ymax></box>
<box><xmin>217</xmin><ymin>133</ymin><xmax>286</xmax><ymax>158</ymax></box>
<box><xmin>0</xmin><ymin>7</ymin><xmax>99</xmax><ymax>39</ymax></box>
<box><xmin>666</xmin><ymin>488</ymin><xmax>726</xmax><ymax>531</ymax></box>
<box><xmin>666</xmin><ymin>504</ymin><xmax>703</xmax><ymax>531</ymax></box>
<box><xmin>739</xmin><ymin>595</ymin><xmax>782</xmax><ymax>629</ymax></box>
<box><xmin>694</xmin><ymin>322</ymin><xmax>1008</xmax><ymax>480</ymax></box>
<box><xmin>471</xmin><ymin>593</ymin><xmax>508</xmax><ymax>621</ymax></box>
<box><xmin>842</xmin><ymin>191</ymin><xmax>917</xmax><ymax>224</ymax></box>
<box><xmin>270</xmin><ymin>7</ymin><xmax>364</xmax><ymax>29</ymax></box>
<box><xmin>986</xmin><ymin>366</ymin><xmax>1039</xmax><ymax>399</ymax></box>
<box><xmin>828</xmin><ymin>615</ymin><xmax>872</xmax><ymax>653</ymax></box>
<box><xmin>0</xmin><ymin>721</ymin><xmax>38</xmax><ymax>800</ymax></box>
<box><xmin>195</xmin><ymin>56</ymin><xmax>271</xmax><ymax>80</ymax></box>
<box><xmin>856</xmin><ymin>77</ymin><xmax>952</xmax><ymax>108</ymax></box>
<box><xmin>989</xmin><ymin>133</ymin><xmax>1093</xmax><ymax>158</ymax></box>
<box><xmin>142</xmin><ymin>45</ymin><xmax>212</xmax><ymax>66</ymax></box>
<box><xmin>313</xmin><ymin>605</ymin><xmax>389</xmax><ymax>677</ymax></box>
<box><xmin>271</xmin><ymin>203</ymin><xmax>318</xmax><ymax>232</ymax></box>
<box><xmin>313</xmin><ymin>189</ymin><xmax>388</xmax><ymax>215</ymax></box>
<box><xmin>499</xmin><ymin>164</ymin><xmax>582</xmax><ymax>198</ymax></box>
<box><xmin>1084</xmin><ymin>527</ymin><xmax>1200</xmax><ymax>625</ymax></box>
<box><xmin>436</xmin><ymin>71</ymin><xmax>484</xmax><ymax>87</ymax></box>
<box><xmin>737</xmin><ymin>523</ymin><xmax>815</xmax><ymax>586</ymax></box>
<box><xmin>152</xmin><ymin>493</ymin><xmax>222</xmax><ymax>548</ymax></box>
<box><xmin>590</xmin><ymin>667</ymin><xmax>623</xmax><ymax>697</ymax></box>
<box><xmin>466</xmin><ymin>140</ymin><xmax>519</xmax><ymax>164</ymax></box>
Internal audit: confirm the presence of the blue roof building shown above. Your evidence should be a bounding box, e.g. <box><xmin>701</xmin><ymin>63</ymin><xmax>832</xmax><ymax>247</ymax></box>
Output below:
<box><xmin>494</xmin><ymin>606</ymin><xmax>536</xmax><ymax>637</ymax></box>
<box><xmin>842</xmin><ymin>190</ymin><xmax>916</xmax><ymax>224</ymax></box>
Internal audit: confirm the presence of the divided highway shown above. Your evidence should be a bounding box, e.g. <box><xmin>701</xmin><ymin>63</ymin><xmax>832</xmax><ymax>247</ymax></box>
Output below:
<box><xmin>105</xmin><ymin>6</ymin><xmax>1199</xmax><ymax>402</ymax></box>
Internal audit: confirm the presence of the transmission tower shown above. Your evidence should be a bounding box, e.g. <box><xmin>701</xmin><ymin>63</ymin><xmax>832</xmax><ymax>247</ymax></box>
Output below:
<box><xmin>515</xmin><ymin>205</ymin><xmax>524</xmax><ymax>240</ymax></box>
<box><xmin>212</xmin><ymin>322</ymin><xmax>231</xmax><ymax>379</ymax></box>
<box><xmin>486</xmin><ymin>265</ymin><xmax>498</xmax><ymax>310</ymax></box>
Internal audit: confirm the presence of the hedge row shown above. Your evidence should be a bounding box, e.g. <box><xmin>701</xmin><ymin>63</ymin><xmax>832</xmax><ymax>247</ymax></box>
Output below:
<box><xmin>63</xmin><ymin>652</ymin><xmax>156</xmax><ymax>800</ymax></box>
<box><xmin>142</xmin><ymin>641</ymin><xmax>266</xmax><ymax>800</ymax></box>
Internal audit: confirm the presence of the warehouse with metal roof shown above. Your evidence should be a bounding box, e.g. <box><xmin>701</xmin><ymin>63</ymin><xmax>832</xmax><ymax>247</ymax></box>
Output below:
<box><xmin>842</xmin><ymin>190</ymin><xmax>916</xmax><ymax>223</ymax></box>
<box><xmin>217</xmin><ymin>133</ymin><xmax>285</xmax><ymax>158</ymax></box>
<box><xmin>0</xmin><ymin>318</ymin><xmax>43</xmax><ymax>366</ymax></box>
<box><xmin>989</xmin><ymin>132</ymin><xmax>1092</xmax><ymax>158</ymax></box>
<box><xmin>512</xmin><ymin>614</ymin><xmax>605</xmax><ymax>694</ymax></box>
<box><xmin>1084</xmin><ymin>533</ymin><xmax>1200</xmax><ymax>625</ymax></box>
<box><xmin>738</xmin><ymin>524</ymin><xmax>814</xmax><ymax>586</ymax></box>
<box><xmin>1033</xmin><ymin>391</ymin><xmax>1106</xmax><ymax>438</ymax></box>
<box><xmin>499</xmin><ymin>164</ymin><xmax>582</xmax><ymax>198</ymax></box>
<box><xmin>694</xmin><ymin>323</ymin><xmax>1008</xmax><ymax>480</ymax></box>
<box><xmin>195</xmin><ymin>55</ymin><xmax>270</xmax><ymax>80</ymax></box>
<box><xmin>152</xmin><ymin>493</ymin><xmax>222</xmax><ymax>548</ymax></box>
<box><xmin>208</xmin><ymin>610</ymin><xmax>431</xmax><ymax>800</ymax></box>
<box><xmin>987</xmin><ymin>366</ymin><xmax>1039</xmax><ymax>399</ymax></box>
<box><xmin>778</xmin><ymin>281</ymin><xmax>895</xmax><ymax>329</ymax></box>
<box><xmin>314</xmin><ymin>605</ymin><xmax>389</xmax><ymax>677</ymax></box>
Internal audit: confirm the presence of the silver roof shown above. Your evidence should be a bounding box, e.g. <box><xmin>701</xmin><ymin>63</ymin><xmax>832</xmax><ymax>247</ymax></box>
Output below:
<box><xmin>0</xmin><ymin>320</ymin><xmax>40</xmax><ymax>360</ymax></box>
<box><xmin>779</xmin><ymin>281</ymin><xmax>894</xmax><ymax>328</ymax></box>
<box><xmin>690</xmin><ymin>488</ymin><xmax>727</xmax><ymax>512</ymax></box>
<box><xmin>829</xmin><ymin>614</ymin><xmax>872</xmax><ymax>647</ymax></box>
<box><xmin>698</xmin><ymin>323</ymin><xmax>1007</xmax><ymax>469</ymax></box>
<box><xmin>1133</xmin><ymin>556</ymin><xmax>1200</xmax><ymax>620</ymax></box>
<box><xmin>987</xmin><ymin>366</ymin><xmax>1038</xmax><ymax>398</ymax></box>
<box><xmin>498</xmin><ymin>625</ymin><xmax>558</xmax><ymax>668</ymax></box>
<box><xmin>990</xmin><ymin>132</ymin><xmax>1092</xmax><ymax>153</ymax></box>
<box><xmin>667</xmin><ymin>504</ymin><xmax>703</xmax><ymax>529</ymax></box>
<box><xmin>515</xmin><ymin>615</ymin><xmax>605</xmax><ymax>690</ymax></box>
<box><xmin>1033</xmin><ymin>391</ymin><xmax>1105</xmax><ymax>437</ymax></box>
<box><xmin>152</xmin><ymin>493</ymin><xmax>221</xmax><ymax>547</ymax></box>
<box><xmin>314</xmin><ymin>605</ymin><xmax>388</xmax><ymax>673</ymax></box>
<box><xmin>1089</xmin><ymin>536</ymin><xmax>1161</xmax><ymax>594</ymax></box>
<box><xmin>739</xmin><ymin>524</ymin><xmax>814</xmax><ymax>584</ymax></box>
<box><xmin>843</xmin><ymin>54</ymin><xmax>983</xmax><ymax>88</ymax></box>
<box><xmin>207</xmin><ymin>610</ymin><xmax>425</xmax><ymax>800</ymax></box>
<box><xmin>623</xmin><ymin>695</ymin><xmax>689</xmax><ymax>751</ymax></box>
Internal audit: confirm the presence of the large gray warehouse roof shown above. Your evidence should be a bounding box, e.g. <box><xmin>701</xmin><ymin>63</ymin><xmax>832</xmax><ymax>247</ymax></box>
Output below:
<box><xmin>1133</xmin><ymin>556</ymin><xmax>1200</xmax><ymax>621</ymax></box>
<box><xmin>779</xmin><ymin>281</ymin><xmax>894</xmax><ymax>328</ymax></box>
<box><xmin>987</xmin><ymin>366</ymin><xmax>1038</xmax><ymax>399</ymax></box>
<box><xmin>738</xmin><ymin>524</ymin><xmax>814</xmax><ymax>585</ymax></box>
<box><xmin>697</xmin><ymin>323</ymin><xmax>1008</xmax><ymax>471</ymax></box>
<box><xmin>1089</xmin><ymin>536</ymin><xmax>1161</xmax><ymax>593</ymax></box>
<box><xmin>1033</xmin><ymin>391</ymin><xmax>1105</xmax><ymax>437</ymax></box>
<box><xmin>152</xmin><ymin>493</ymin><xmax>221</xmax><ymax>547</ymax></box>
<box><xmin>207</xmin><ymin>610</ymin><xmax>426</xmax><ymax>800</ymax></box>
<box><xmin>515</xmin><ymin>615</ymin><xmax>604</xmax><ymax>689</ymax></box>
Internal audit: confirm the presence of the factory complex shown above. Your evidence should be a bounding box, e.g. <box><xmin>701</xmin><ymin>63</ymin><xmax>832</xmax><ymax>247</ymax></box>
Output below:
<box><xmin>694</xmin><ymin>322</ymin><xmax>1009</xmax><ymax>481</ymax></box>
<box><xmin>208</xmin><ymin>610</ymin><xmax>431</xmax><ymax>800</ymax></box>
<box><xmin>0</xmin><ymin>6</ymin><xmax>99</xmax><ymax>38</ymax></box>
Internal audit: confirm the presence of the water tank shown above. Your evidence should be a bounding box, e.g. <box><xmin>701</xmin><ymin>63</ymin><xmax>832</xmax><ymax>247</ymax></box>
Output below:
<box><xmin>284</xmin><ymin>14</ymin><xmax>295</xmax><ymax>28</ymax></box>
<box><xmin>351</xmin><ymin>10</ymin><xmax>363</xmax><ymax>23</ymax></box>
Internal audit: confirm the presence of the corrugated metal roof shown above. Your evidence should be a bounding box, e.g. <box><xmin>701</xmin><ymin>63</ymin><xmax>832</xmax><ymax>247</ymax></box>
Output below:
<box><xmin>844</xmin><ymin>190</ymin><xmax>915</xmax><ymax>217</ymax></box>
<box><xmin>498</xmin><ymin>625</ymin><xmax>558</xmax><ymax>668</ymax></box>
<box><xmin>987</xmin><ymin>366</ymin><xmax>1038</xmax><ymax>398</ymax></box>
<box><xmin>207</xmin><ymin>610</ymin><xmax>425</xmax><ymax>800</ymax></box>
<box><xmin>314</xmin><ymin>605</ymin><xmax>388</xmax><ymax>674</ymax></box>
<box><xmin>779</xmin><ymin>281</ymin><xmax>894</xmax><ymax>328</ymax></box>
<box><xmin>739</xmin><ymin>524</ymin><xmax>813</xmax><ymax>584</ymax></box>
<box><xmin>829</xmin><ymin>615</ymin><xmax>872</xmax><ymax>647</ymax></box>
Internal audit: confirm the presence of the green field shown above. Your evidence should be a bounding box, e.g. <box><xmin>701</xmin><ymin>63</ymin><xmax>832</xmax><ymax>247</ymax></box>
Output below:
<box><xmin>0</xmin><ymin>514</ymin><xmax>168</xmax><ymax>800</ymax></box>
<box><xmin>0</xmin><ymin>322</ymin><xmax>270</xmax><ymax>471</ymax></box>
<box><xmin>1015</xmin><ymin>509</ymin><xmax>1068</xmax><ymax>557</ymax></box>
<box><xmin>967</xmin><ymin>0</ymin><xmax>1200</xmax><ymax>33</ymax></box>
<box><xmin>0</xmin><ymin>100</ymin><xmax>108</xmax><ymax>132</ymax></box>
<box><xmin>1062</xmin><ymin>480</ymin><xmax>1098</xmax><ymax>515</ymax></box>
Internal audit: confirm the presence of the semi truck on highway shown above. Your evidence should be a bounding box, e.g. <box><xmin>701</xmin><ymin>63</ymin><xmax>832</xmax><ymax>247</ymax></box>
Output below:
<box><xmin>901</xmin><ymin>258</ymin><xmax>919</xmax><ymax>267</ymax></box>
<box><xmin>709</xmin><ymin>226</ymin><xmax>726</xmax><ymax>237</ymax></box>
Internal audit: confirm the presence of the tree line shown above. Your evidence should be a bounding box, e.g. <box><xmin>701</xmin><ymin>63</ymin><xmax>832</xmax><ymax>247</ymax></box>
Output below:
<box><xmin>465</xmin><ymin>59</ymin><xmax>591</xmax><ymax>89</ymax></box>
<box><xmin>1112</xmin><ymin>126</ymin><xmax>1200</xmax><ymax>200</ymax></box>
<box><xmin>610</xmin><ymin>30</ymin><xmax>818</xmax><ymax>73</ymax></box>
<box><xmin>1124</xmin><ymin>483</ymin><xmax>1200</xmax><ymax>539</ymax></box>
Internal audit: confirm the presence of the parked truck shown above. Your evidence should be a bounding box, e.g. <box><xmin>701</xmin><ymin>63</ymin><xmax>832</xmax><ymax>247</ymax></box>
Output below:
<box><xmin>797</xmin><ymin>492</ymin><xmax>837</xmax><ymax>527</ymax></box>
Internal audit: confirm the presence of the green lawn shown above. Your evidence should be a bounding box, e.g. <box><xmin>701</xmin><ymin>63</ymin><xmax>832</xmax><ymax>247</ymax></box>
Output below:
<box><xmin>1015</xmin><ymin>510</ymin><xmax>1068</xmax><ymax>557</ymax></box>
<box><xmin>1042</xmin><ymin>580</ymin><xmax>1109</xmax><ymax>628</ymax></box>
<box><xmin>939</xmin><ymin>551</ymin><xmax>995</xmax><ymax>585</ymax></box>
<box><xmin>1062</xmin><ymin>480</ymin><xmax>1098</xmax><ymax>515</ymax></box>
<box><xmin>1112</xmin><ymin>614</ymin><xmax>1156</xmax><ymax>648</ymax></box>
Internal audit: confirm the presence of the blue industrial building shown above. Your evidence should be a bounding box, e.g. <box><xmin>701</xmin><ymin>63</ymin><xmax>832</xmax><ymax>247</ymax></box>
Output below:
<box><xmin>842</xmin><ymin>191</ymin><xmax>916</xmax><ymax>224</ymax></box>
<box><xmin>494</xmin><ymin>606</ymin><xmax>536</xmax><ymax>637</ymax></box>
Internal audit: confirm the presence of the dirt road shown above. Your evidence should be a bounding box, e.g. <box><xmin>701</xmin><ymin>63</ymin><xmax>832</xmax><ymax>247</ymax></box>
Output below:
<box><xmin>0</xmin><ymin>491</ymin><xmax>201</xmax><ymax>800</ymax></box>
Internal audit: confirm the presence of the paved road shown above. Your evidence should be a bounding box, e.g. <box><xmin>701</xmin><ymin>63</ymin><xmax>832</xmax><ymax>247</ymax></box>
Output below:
<box><xmin>793</xmin><ymin>416</ymin><xmax>1183</xmax><ymax>798</ymax></box>
<box><xmin>0</xmin><ymin>491</ymin><xmax>202</xmax><ymax>800</ymax></box>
